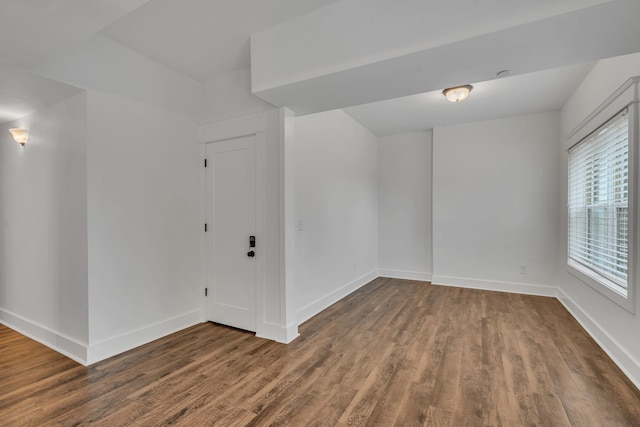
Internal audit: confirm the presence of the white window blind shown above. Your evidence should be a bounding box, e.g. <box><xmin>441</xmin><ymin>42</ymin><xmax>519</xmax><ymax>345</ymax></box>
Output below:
<box><xmin>568</xmin><ymin>108</ymin><xmax>629</xmax><ymax>297</ymax></box>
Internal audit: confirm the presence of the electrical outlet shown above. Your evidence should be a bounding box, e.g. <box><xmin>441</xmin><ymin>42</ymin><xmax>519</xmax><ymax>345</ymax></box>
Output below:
<box><xmin>519</xmin><ymin>265</ymin><xmax>528</xmax><ymax>275</ymax></box>
<box><xmin>298</xmin><ymin>219</ymin><xmax>304</xmax><ymax>231</ymax></box>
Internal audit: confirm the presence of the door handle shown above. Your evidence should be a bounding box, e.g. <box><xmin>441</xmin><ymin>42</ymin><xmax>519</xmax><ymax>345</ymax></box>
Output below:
<box><xmin>247</xmin><ymin>251</ymin><xmax>255</xmax><ymax>257</ymax></box>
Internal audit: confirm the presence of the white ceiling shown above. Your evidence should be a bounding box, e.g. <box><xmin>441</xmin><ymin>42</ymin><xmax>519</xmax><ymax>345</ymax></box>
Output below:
<box><xmin>0</xmin><ymin>0</ymin><xmax>339</xmax><ymax>123</ymax></box>
<box><xmin>100</xmin><ymin>0</ymin><xmax>343</xmax><ymax>82</ymax></box>
<box><xmin>343</xmin><ymin>62</ymin><xmax>595</xmax><ymax>136</ymax></box>
<box><xmin>250</xmin><ymin>0</ymin><xmax>612</xmax><ymax>91</ymax></box>
<box><xmin>0</xmin><ymin>0</ymin><xmax>638</xmax><ymax>132</ymax></box>
<box><xmin>252</xmin><ymin>0</ymin><xmax>640</xmax><ymax>115</ymax></box>
<box><xmin>0</xmin><ymin>65</ymin><xmax>83</xmax><ymax>123</ymax></box>
<box><xmin>0</xmin><ymin>0</ymin><xmax>152</xmax><ymax>69</ymax></box>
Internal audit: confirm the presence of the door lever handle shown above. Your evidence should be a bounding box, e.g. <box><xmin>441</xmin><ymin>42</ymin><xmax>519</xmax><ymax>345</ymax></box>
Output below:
<box><xmin>247</xmin><ymin>251</ymin><xmax>255</xmax><ymax>257</ymax></box>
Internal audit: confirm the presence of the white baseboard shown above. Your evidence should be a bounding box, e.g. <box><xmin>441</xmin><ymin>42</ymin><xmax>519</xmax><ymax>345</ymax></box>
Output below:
<box><xmin>431</xmin><ymin>274</ymin><xmax>558</xmax><ymax>297</ymax></box>
<box><xmin>281</xmin><ymin>321</ymin><xmax>300</xmax><ymax>343</ymax></box>
<box><xmin>378</xmin><ymin>269</ymin><xmax>432</xmax><ymax>282</ymax></box>
<box><xmin>0</xmin><ymin>309</ymin><xmax>88</xmax><ymax>365</ymax></box>
<box><xmin>5</xmin><ymin>275</ymin><xmax>638</xmax><ymax>393</ymax></box>
<box><xmin>557</xmin><ymin>289</ymin><xmax>640</xmax><ymax>391</ymax></box>
<box><xmin>430</xmin><ymin>274</ymin><xmax>639</xmax><ymax>391</ymax></box>
<box><xmin>255</xmin><ymin>322</ymin><xmax>279</xmax><ymax>342</ymax></box>
<box><xmin>86</xmin><ymin>309</ymin><xmax>202</xmax><ymax>365</ymax></box>
<box><xmin>256</xmin><ymin>321</ymin><xmax>299</xmax><ymax>344</ymax></box>
<box><xmin>296</xmin><ymin>270</ymin><xmax>378</xmax><ymax>325</ymax></box>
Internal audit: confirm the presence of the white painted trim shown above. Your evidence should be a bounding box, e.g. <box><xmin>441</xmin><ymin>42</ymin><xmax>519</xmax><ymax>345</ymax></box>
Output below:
<box><xmin>0</xmin><ymin>309</ymin><xmax>88</xmax><ymax>365</ymax></box>
<box><xmin>255</xmin><ymin>322</ymin><xmax>279</xmax><ymax>342</ymax></box>
<box><xmin>431</xmin><ymin>275</ymin><xmax>558</xmax><ymax>297</ymax></box>
<box><xmin>199</xmin><ymin>112</ymin><xmax>272</xmax><ymax>339</ymax></box>
<box><xmin>198</xmin><ymin>141</ymin><xmax>208</xmax><ymax>323</ymax></box>
<box><xmin>429</xmin><ymin>274</ymin><xmax>639</xmax><ymax>390</ymax></box>
<box><xmin>278</xmin><ymin>107</ymin><xmax>287</xmax><ymax>337</ymax></box>
<box><xmin>199</xmin><ymin>112</ymin><xmax>267</xmax><ymax>143</ymax></box>
<box><xmin>280</xmin><ymin>107</ymin><xmax>298</xmax><ymax>341</ymax></box>
<box><xmin>281</xmin><ymin>321</ymin><xmax>300</xmax><ymax>343</ymax></box>
<box><xmin>565</xmin><ymin>76</ymin><xmax>639</xmax><ymax>144</ymax></box>
<box><xmin>86</xmin><ymin>309</ymin><xmax>202</xmax><ymax>365</ymax></box>
<box><xmin>5</xmin><ymin>272</ymin><xmax>639</xmax><ymax>391</ymax></box>
<box><xmin>296</xmin><ymin>270</ymin><xmax>378</xmax><ymax>325</ymax></box>
<box><xmin>557</xmin><ymin>289</ymin><xmax>640</xmax><ymax>391</ymax></box>
<box><xmin>256</xmin><ymin>321</ymin><xmax>299</xmax><ymax>344</ymax></box>
<box><xmin>255</xmin><ymin>131</ymin><xmax>267</xmax><ymax>338</ymax></box>
<box><xmin>564</xmin><ymin>78</ymin><xmax>639</xmax><ymax>313</ymax></box>
<box><xmin>378</xmin><ymin>269</ymin><xmax>432</xmax><ymax>282</ymax></box>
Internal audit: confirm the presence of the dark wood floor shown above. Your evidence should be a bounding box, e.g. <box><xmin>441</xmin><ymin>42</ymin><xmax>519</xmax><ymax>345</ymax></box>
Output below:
<box><xmin>2</xmin><ymin>278</ymin><xmax>640</xmax><ymax>426</ymax></box>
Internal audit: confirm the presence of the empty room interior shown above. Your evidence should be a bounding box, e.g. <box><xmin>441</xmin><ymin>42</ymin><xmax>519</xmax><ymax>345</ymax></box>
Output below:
<box><xmin>2</xmin><ymin>0</ymin><xmax>640</xmax><ymax>425</ymax></box>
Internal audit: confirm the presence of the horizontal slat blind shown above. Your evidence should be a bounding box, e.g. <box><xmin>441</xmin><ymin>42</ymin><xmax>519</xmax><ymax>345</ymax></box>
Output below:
<box><xmin>568</xmin><ymin>108</ymin><xmax>629</xmax><ymax>293</ymax></box>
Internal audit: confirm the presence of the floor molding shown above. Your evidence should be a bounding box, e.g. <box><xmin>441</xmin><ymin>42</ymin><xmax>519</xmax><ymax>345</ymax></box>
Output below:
<box><xmin>296</xmin><ymin>270</ymin><xmax>378</xmax><ymax>325</ymax></box>
<box><xmin>256</xmin><ymin>321</ymin><xmax>299</xmax><ymax>344</ymax></box>
<box><xmin>0</xmin><ymin>308</ymin><xmax>87</xmax><ymax>364</ymax></box>
<box><xmin>557</xmin><ymin>289</ymin><xmax>640</xmax><ymax>391</ymax></box>
<box><xmin>86</xmin><ymin>309</ymin><xmax>202</xmax><ymax>365</ymax></box>
<box><xmin>429</xmin><ymin>273</ymin><xmax>638</xmax><ymax>391</ymax></box>
<box><xmin>431</xmin><ymin>274</ymin><xmax>558</xmax><ymax>297</ymax></box>
<box><xmin>378</xmin><ymin>269</ymin><xmax>432</xmax><ymax>282</ymax></box>
<box><xmin>5</xmin><ymin>273</ymin><xmax>638</xmax><ymax>391</ymax></box>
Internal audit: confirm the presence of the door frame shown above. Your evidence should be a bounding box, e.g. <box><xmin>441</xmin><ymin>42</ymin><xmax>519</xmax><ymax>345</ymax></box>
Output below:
<box><xmin>199</xmin><ymin>113</ymin><xmax>267</xmax><ymax>337</ymax></box>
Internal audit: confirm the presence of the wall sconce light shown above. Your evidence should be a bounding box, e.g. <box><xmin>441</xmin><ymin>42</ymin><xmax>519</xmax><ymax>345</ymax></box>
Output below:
<box><xmin>442</xmin><ymin>85</ymin><xmax>473</xmax><ymax>103</ymax></box>
<box><xmin>9</xmin><ymin>128</ymin><xmax>29</xmax><ymax>146</ymax></box>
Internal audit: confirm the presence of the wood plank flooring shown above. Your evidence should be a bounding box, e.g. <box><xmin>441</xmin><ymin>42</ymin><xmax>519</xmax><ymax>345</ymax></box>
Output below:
<box><xmin>2</xmin><ymin>278</ymin><xmax>640</xmax><ymax>426</ymax></box>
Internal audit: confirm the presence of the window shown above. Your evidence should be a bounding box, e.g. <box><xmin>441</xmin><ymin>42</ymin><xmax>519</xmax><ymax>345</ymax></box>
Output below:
<box><xmin>568</xmin><ymin>109</ymin><xmax>630</xmax><ymax>299</ymax></box>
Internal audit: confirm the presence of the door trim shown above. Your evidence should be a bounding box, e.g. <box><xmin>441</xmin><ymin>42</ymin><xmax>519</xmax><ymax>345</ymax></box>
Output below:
<box><xmin>199</xmin><ymin>113</ymin><xmax>266</xmax><ymax>338</ymax></box>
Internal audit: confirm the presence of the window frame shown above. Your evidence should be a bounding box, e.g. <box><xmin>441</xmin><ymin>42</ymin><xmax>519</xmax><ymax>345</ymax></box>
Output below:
<box><xmin>565</xmin><ymin>78</ymin><xmax>638</xmax><ymax>313</ymax></box>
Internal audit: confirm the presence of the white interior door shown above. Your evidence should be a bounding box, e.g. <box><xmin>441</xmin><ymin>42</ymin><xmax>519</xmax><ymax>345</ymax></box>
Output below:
<box><xmin>206</xmin><ymin>135</ymin><xmax>256</xmax><ymax>332</ymax></box>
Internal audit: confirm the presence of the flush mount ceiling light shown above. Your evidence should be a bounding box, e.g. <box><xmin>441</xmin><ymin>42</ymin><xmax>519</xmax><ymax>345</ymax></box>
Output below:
<box><xmin>9</xmin><ymin>128</ymin><xmax>29</xmax><ymax>146</ymax></box>
<box><xmin>442</xmin><ymin>85</ymin><xmax>473</xmax><ymax>103</ymax></box>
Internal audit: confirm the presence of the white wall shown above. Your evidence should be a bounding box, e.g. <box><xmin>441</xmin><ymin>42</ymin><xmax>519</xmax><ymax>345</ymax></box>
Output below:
<box><xmin>558</xmin><ymin>52</ymin><xmax>640</xmax><ymax>388</ymax></box>
<box><xmin>22</xmin><ymin>33</ymin><xmax>291</xmax><ymax>360</ymax></box>
<box><xmin>562</xmin><ymin>53</ymin><xmax>640</xmax><ymax>135</ymax></box>
<box><xmin>293</xmin><ymin>110</ymin><xmax>378</xmax><ymax>323</ymax></box>
<box><xmin>432</xmin><ymin>112</ymin><xmax>561</xmax><ymax>294</ymax></box>
<box><xmin>201</xmin><ymin>67</ymin><xmax>274</xmax><ymax>124</ymax></box>
<box><xmin>85</xmin><ymin>90</ymin><xmax>201</xmax><ymax>363</ymax></box>
<box><xmin>25</xmin><ymin>35</ymin><xmax>206</xmax><ymax>363</ymax></box>
<box><xmin>0</xmin><ymin>93</ymin><xmax>89</xmax><ymax>362</ymax></box>
<box><xmin>378</xmin><ymin>131</ymin><xmax>432</xmax><ymax>280</ymax></box>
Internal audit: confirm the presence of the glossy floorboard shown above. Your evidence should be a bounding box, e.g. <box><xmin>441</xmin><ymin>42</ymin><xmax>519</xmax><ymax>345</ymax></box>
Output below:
<box><xmin>2</xmin><ymin>278</ymin><xmax>640</xmax><ymax>426</ymax></box>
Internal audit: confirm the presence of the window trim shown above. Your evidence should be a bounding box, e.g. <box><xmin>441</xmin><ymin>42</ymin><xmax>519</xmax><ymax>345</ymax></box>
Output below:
<box><xmin>565</xmin><ymin>77</ymin><xmax>638</xmax><ymax>313</ymax></box>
